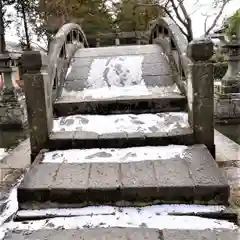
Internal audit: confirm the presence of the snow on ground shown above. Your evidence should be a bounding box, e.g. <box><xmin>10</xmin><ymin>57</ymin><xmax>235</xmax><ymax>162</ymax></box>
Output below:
<box><xmin>0</xmin><ymin>209</ymin><xmax>237</xmax><ymax>239</ymax></box>
<box><xmin>53</xmin><ymin>112</ymin><xmax>189</xmax><ymax>133</ymax></box>
<box><xmin>0</xmin><ymin>149</ymin><xmax>8</xmax><ymax>161</ymax></box>
<box><xmin>42</xmin><ymin>145</ymin><xmax>189</xmax><ymax>163</ymax></box>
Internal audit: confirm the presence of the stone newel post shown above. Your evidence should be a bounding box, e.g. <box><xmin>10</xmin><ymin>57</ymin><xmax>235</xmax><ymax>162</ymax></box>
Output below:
<box><xmin>187</xmin><ymin>39</ymin><xmax>215</xmax><ymax>157</ymax></box>
<box><xmin>20</xmin><ymin>51</ymin><xmax>53</xmax><ymax>162</ymax></box>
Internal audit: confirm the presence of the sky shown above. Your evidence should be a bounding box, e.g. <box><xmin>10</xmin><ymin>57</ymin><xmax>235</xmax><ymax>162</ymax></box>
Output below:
<box><xmin>4</xmin><ymin>0</ymin><xmax>240</xmax><ymax>46</ymax></box>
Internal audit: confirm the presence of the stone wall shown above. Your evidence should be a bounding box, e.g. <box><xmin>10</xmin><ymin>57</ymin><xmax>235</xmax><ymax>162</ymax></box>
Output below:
<box><xmin>0</xmin><ymin>88</ymin><xmax>27</xmax><ymax>129</ymax></box>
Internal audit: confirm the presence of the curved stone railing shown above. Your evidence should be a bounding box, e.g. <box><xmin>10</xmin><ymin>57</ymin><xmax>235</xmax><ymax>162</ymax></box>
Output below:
<box><xmin>48</xmin><ymin>23</ymin><xmax>88</xmax><ymax>100</ymax></box>
<box><xmin>148</xmin><ymin>16</ymin><xmax>216</xmax><ymax>157</ymax></box>
<box><xmin>19</xmin><ymin>23</ymin><xmax>89</xmax><ymax>159</ymax></box>
<box><xmin>148</xmin><ymin>17</ymin><xmax>190</xmax><ymax>94</ymax></box>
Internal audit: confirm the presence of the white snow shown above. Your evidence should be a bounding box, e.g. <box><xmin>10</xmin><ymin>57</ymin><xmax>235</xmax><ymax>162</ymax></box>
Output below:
<box><xmin>16</xmin><ymin>204</ymin><xmax>228</xmax><ymax>219</ymax></box>
<box><xmin>0</xmin><ymin>189</ymin><xmax>18</xmax><ymax>228</ymax></box>
<box><xmin>61</xmin><ymin>83</ymin><xmax>181</xmax><ymax>99</ymax></box>
<box><xmin>42</xmin><ymin>145</ymin><xmax>188</xmax><ymax>163</ymax></box>
<box><xmin>0</xmin><ymin>211</ymin><xmax>237</xmax><ymax>238</ymax></box>
<box><xmin>53</xmin><ymin>112</ymin><xmax>189</xmax><ymax>134</ymax></box>
<box><xmin>0</xmin><ymin>149</ymin><xmax>8</xmax><ymax>161</ymax></box>
<box><xmin>87</xmin><ymin>56</ymin><xmax>144</xmax><ymax>88</ymax></box>
<box><xmin>0</xmin><ymin>187</ymin><xmax>238</xmax><ymax>239</ymax></box>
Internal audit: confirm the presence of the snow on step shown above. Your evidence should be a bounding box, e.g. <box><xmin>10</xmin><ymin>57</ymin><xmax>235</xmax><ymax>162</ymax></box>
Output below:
<box><xmin>0</xmin><ymin>214</ymin><xmax>237</xmax><ymax>236</ymax></box>
<box><xmin>42</xmin><ymin>145</ymin><xmax>188</xmax><ymax>163</ymax></box>
<box><xmin>61</xmin><ymin>84</ymin><xmax>181</xmax><ymax>100</ymax></box>
<box><xmin>53</xmin><ymin>112</ymin><xmax>189</xmax><ymax>134</ymax></box>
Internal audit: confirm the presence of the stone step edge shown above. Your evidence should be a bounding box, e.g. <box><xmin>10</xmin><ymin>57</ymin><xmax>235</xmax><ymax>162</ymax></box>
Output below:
<box><xmin>48</xmin><ymin>129</ymin><xmax>194</xmax><ymax>150</ymax></box>
<box><xmin>54</xmin><ymin>95</ymin><xmax>187</xmax><ymax>116</ymax></box>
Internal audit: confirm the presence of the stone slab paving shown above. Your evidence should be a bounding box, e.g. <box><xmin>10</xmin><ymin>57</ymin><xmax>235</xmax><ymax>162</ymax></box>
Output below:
<box><xmin>17</xmin><ymin>145</ymin><xmax>229</xmax><ymax>205</ymax></box>
<box><xmin>2</xmin><ymin>228</ymin><xmax>238</xmax><ymax>240</ymax></box>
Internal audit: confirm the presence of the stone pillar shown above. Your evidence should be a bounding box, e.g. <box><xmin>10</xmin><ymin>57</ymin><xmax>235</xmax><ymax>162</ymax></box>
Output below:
<box><xmin>214</xmin><ymin>34</ymin><xmax>240</xmax><ymax>121</ymax></box>
<box><xmin>20</xmin><ymin>51</ymin><xmax>53</xmax><ymax>162</ymax></box>
<box><xmin>187</xmin><ymin>39</ymin><xmax>215</xmax><ymax>157</ymax></box>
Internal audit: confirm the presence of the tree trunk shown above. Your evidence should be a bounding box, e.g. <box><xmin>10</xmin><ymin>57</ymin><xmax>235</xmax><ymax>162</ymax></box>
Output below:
<box><xmin>21</xmin><ymin>0</ymin><xmax>31</xmax><ymax>50</ymax></box>
<box><xmin>0</xmin><ymin>0</ymin><xmax>6</xmax><ymax>53</ymax></box>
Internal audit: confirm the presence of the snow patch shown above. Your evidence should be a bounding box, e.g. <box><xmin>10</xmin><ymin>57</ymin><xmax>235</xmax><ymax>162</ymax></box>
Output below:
<box><xmin>61</xmin><ymin>83</ymin><xmax>181</xmax><ymax>99</ymax></box>
<box><xmin>53</xmin><ymin>112</ymin><xmax>189</xmax><ymax>134</ymax></box>
<box><xmin>42</xmin><ymin>145</ymin><xmax>188</xmax><ymax>163</ymax></box>
<box><xmin>0</xmin><ymin>188</ymin><xmax>18</xmax><ymax>228</ymax></box>
<box><xmin>16</xmin><ymin>204</ymin><xmax>228</xmax><ymax>219</ymax></box>
<box><xmin>87</xmin><ymin>56</ymin><xmax>144</xmax><ymax>89</ymax></box>
<box><xmin>0</xmin><ymin>213</ymin><xmax>237</xmax><ymax>237</ymax></box>
<box><xmin>0</xmin><ymin>149</ymin><xmax>8</xmax><ymax>161</ymax></box>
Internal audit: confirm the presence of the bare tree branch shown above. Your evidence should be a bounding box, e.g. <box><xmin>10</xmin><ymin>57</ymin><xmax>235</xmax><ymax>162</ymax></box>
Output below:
<box><xmin>164</xmin><ymin>8</ymin><xmax>189</xmax><ymax>39</ymax></box>
<box><xmin>205</xmin><ymin>0</ymin><xmax>230</xmax><ymax>36</ymax></box>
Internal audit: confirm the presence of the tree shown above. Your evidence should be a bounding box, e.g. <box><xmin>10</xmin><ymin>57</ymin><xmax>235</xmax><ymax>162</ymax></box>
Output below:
<box><xmin>14</xmin><ymin>0</ymin><xmax>31</xmax><ymax>50</ymax></box>
<box><xmin>113</xmin><ymin>0</ymin><xmax>164</xmax><ymax>32</ymax></box>
<box><xmin>0</xmin><ymin>0</ymin><xmax>15</xmax><ymax>53</ymax></box>
<box><xmin>226</xmin><ymin>8</ymin><xmax>240</xmax><ymax>39</ymax></box>
<box><xmin>161</xmin><ymin>0</ymin><xmax>233</xmax><ymax>42</ymax></box>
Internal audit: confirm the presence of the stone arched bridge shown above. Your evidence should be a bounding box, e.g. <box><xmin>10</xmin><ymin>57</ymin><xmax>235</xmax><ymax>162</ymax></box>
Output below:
<box><xmin>3</xmin><ymin>16</ymin><xmax>237</xmax><ymax>240</ymax></box>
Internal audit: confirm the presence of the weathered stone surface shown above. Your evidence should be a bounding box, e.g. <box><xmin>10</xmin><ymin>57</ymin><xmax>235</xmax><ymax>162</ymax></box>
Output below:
<box><xmin>187</xmin><ymin>38</ymin><xmax>214</xmax><ymax>62</ymax></box>
<box><xmin>0</xmin><ymin>88</ymin><xmax>26</xmax><ymax>129</ymax></box>
<box><xmin>3</xmin><ymin>228</ymin><xmax>163</xmax><ymax>240</ymax></box>
<box><xmin>21</xmin><ymin>51</ymin><xmax>53</xmax><ymax>160</ymax></box>
<box><xmin>187</xmin><ymin>61</ymin><xmax>215</xmax><ymax>156</ymax></box>
<box><xmin>18</xmin><ymin>163</ymin><xmax>60</xmax><ymax>202</ymax></box>
<box><xmin>50</xmin><ymin>163</ymin><xmax>90</xmax><ymax>203</ymax></box>
<box><xmin>154</xmin><ymin>158</ymin><xmax>194</xmax><ymax>201</ymax></box>
<box><xmin>88</xmin><ymin>163</ymin><xmax>121</xmax><ymax>201</ymax></box>
<box><xmin>54</xmin><ymin>94</ymin><xmax>186</xmax><ymax>116</ymax></box>
<box><xmin>183</xmin><ymin>145</ymin><xmax>229</xmax><ymax>204</ymax></box>
<box><xmin>121</xmin><ymin>161</ymin><xmax>158</xmax><ymax>200</ymax></box>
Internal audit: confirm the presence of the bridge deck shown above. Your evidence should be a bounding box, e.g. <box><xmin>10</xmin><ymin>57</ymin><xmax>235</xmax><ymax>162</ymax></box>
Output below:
<box><xmin>61</xmin><ymin>44</ymin><xmax>174</xmax><ymax>100</ymax></box>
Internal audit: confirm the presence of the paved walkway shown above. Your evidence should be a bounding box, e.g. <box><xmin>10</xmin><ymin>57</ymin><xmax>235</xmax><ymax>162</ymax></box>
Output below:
<box><xmin>3</xmin><ymin>227</ymin><xmax>238</xmax><ymax>240</ymax></box>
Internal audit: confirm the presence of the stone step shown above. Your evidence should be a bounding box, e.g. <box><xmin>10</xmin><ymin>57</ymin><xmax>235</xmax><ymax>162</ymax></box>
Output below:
<box><xmin>54</xmin><ymin>93</ymin><xmax>186</xmax><ymax>116</ymax></box>
<box><xmin>49</xmin><ymin>112</ymin><xmax>194</xmax><ymax>150</ymax></box>
<box><xmin>2</xmin><ymin>227</ymin><xmax>238</xmax><ymax>240</ymax></box>
<box><xmin>55</xmin><ymin>83</ymin><xmax>185</xmax><ymax>116</ymax></box>
<box><xmin>17</xmin><ymin>145</ymin><xmax>229</xmax><ymax>207</ymax></box>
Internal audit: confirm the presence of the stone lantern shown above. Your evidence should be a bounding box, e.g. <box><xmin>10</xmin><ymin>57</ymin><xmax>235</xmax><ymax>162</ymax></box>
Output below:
<box><xmin>220</xmin><ymin>34</ymin><xmax>240</xmax><ymax>96</ymax></box>
<box><xmin>214</xmin><ymin>34</ymin><xmax>240</xmax><ymax>121</ymax></box>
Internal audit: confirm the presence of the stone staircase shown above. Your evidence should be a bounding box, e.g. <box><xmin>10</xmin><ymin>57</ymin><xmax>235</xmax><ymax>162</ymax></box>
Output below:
<box><xmin>17</xmin><ymin>45</ymin><xmax>229</xmax><ymax>208</ymax></box>
<box><xmin>1</xmin><ymin>20</ymin><xmax>238</xmax><ymax>240</ymax></box>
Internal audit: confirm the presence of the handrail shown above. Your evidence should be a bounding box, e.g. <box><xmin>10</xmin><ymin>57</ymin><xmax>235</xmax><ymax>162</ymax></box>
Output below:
<box><xmin>148</xmin><ymin>16</ymin><xmax>191</xmax><ymax>87</ymax></box>
<box><xmin>48</xmin><ymin>23</ymin><xmax>89</xmax><ymax>100</ymax></box>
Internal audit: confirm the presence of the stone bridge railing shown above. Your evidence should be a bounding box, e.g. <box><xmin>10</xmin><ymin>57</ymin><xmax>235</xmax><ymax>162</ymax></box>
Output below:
<box><xmin>149</xmin><ymin>17</ymin><xmax>215</xmax><ymax>156</ymax></box>
<box><xmin>20</xmin><ymin>23</ymin><xmax>88</xmax><ymax>158</ymax></box>
<box><xmin>20</xmin><ymin>18</ymin><xmax>215</xmax><ymax>159</ymax></box>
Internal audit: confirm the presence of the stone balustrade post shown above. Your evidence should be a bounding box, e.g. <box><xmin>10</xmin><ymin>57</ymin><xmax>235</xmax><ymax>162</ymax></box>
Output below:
<box><xmin>187</xmin><ymin>39</ymin><xmax>215</xmax><ymax>157</ymax></box>
<box><xmin>20</xmin><ymin>51</ymin><xmax>53</xmax><ymax>162</ymax></box>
